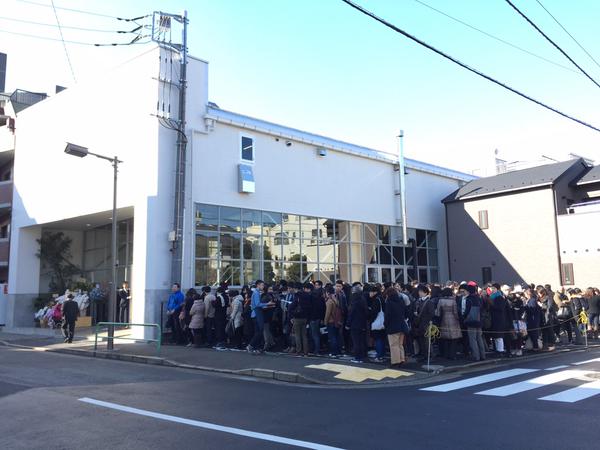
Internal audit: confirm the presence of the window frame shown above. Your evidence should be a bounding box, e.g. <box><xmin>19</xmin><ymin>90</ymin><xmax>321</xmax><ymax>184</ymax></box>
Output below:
<box><xmin>478</xmin><ymin>210</ymin><xmax>489</xmax><ymax>229</ymax></box>
<box><xmin>240</xmin><ymin>133</ymin><xmax>255</xmax><ymax>164</ymax></box>
<box><xmin>561</xmin><ymin>263</ymin><xmax>574</xmax><ymax>286</ymax></box>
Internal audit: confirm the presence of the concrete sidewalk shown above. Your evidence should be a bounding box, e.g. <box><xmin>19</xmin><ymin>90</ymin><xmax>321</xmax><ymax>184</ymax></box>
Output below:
<box><xmin>1</xmin><ymin>327</ymin><xmax>598</xmax><ymax>386</ymax></box>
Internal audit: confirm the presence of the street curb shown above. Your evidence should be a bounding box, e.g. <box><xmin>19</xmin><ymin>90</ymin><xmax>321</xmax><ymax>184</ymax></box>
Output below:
<box><xmin>3</xmin><ymin>338</ymin><xmax>597</xmax><ymax>387</ymax></box>
<box><xmin>0</xmin><ymin>339</ymin><xmax>320</xmax><ymax>385</ymax></box>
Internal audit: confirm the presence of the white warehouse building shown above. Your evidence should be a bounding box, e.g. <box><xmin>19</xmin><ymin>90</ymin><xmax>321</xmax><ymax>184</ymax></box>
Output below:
<box><xmin>3</xmin><ymin>46</ymin><xmax>473</xmax><ymax>329</ymax></box>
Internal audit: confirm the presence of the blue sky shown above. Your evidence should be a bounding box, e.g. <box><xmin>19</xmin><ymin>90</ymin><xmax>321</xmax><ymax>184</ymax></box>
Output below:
<box><xmin>2</xmin><ymin>0</ymin><xmax>600</xmax><ymax>173</ymax></box>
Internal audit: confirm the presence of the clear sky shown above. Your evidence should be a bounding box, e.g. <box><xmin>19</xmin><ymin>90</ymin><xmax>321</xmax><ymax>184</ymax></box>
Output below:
<box><xmin>2</xmin><ymin>0</ymin><xmax>600</xmax><ymax>173</ymax></box>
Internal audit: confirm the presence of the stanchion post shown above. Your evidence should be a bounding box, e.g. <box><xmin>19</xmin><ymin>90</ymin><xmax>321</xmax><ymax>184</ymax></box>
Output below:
<box><xmin>427</xmin><ymin>320</ymin><xmax>432</xmax><ymax>372</ymax></box>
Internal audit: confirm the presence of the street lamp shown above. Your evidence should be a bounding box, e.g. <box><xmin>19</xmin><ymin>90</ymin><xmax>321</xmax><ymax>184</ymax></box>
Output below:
<box><xmin>65</xmin><ymin>142</ymin><xmax>123</xmax><ymax>351</ymax></box>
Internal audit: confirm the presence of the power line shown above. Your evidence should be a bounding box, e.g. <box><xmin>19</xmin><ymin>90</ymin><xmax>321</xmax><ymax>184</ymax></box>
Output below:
<box><xmin>0</xmin><ymin>15</ymin><xmax>142</xmax><ymax>33</ymax></box>
<box><xmin>339</xmin><ymin>0</ymin><xmax>600</xmax><ymax>133</ymax></box>
<box><xmin>51</xmin><ymin>0</ymin><xmax>76</xmax><ymax>83</ymax></box>
<box><xmin>16</xmin><ymin>0</ymin><xmax>150</xmax><ymax>22</ymax></box>
<box><xmin>411</xmin><ymin>0</ymin><xmax>578</xmax><ymax>74</ymax></box>
<box><xmin>504</xmin><ymin>0</ymin><xmax>600</xmax><ymax>90</ymax></box>
<box><xmin>534</xmin><ymin>0</ymin><xmax>600</xmax><ymax>71</ymax></box>
<box><xmin>0</xmin><ymin>28</ymin><xmax>151</xmax><ymax>46</ymax></box>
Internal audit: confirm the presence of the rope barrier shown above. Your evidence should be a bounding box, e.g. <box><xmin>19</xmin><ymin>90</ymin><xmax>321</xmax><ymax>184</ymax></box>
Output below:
<box><xmin>428</xmin><ymin>314</ymin><xmax>581</xmax><ymax>335</ymax></box>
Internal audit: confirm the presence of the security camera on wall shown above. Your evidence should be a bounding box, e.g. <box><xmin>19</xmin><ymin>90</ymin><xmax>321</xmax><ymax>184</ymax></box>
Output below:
<box><xmin>285</xmin><ymin>140</ymin><xmax>292</xmax><ymax>147</ymax></box>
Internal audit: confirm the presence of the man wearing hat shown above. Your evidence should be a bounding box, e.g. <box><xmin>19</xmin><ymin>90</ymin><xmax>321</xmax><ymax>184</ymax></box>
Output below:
<box><xmin>62</xmin><ymin>294</ymin><xmax>79</xmax><ymax>343</ymax></box>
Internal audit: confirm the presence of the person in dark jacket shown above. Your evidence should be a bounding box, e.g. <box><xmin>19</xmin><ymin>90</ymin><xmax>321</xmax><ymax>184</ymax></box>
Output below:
<box><xmin>463</xmin><ymin>285</ymin><xmax>486</xmax><ymax>361</ymax></box>
<box><xmin>291</xmin><ymin>283</ymin><xmax>312</xmax><ymax>356</ymax></box>
<box><xmin>489</xmin><ymin>284</ymin><xmax>511</xmax><ymax>354</ymax></box>
<box><xmin>117</xmin><ymin>281</ymin><xmax>131</xmax><ymax>324</ymax></box>
<box><xmin>347</xmin><ymin>282</ymin><xmax>368</xmax><ymax>363</ymax></box>
<box><xmin>586</xmin><ymin>288</ymin><xmax>600</xmax><ymax>340</ymax></box>
<box><xmin>414</xmin><ymin>284</ymin><xmax>436</xmax><ymax>362</ymax></box>
<box><xmin>537</xmin><ymin>287</ymin><xmax>557</xmax><ymax>350</ymax></box>
<box><xmin>61</xmin><ymin>294</ymin><xmax>79</xmax><ymax>343</ymax></box>
<box><xmin>384</xmin><ymin>287</ymin><xmax>409</xmax><ymax>367</ymax></box>
<box><xmin>309</xmin><ymin>281</ymin><xmax>325</xmax><ymax>355</ymax></box>
<box><xmin>367</xmin><ymin>287</ymin><xmax>386</xmax><ymax>362</ymax></box>
<box><xmin>568</xmin><ymin>289</ymin><xmax>585</xmax><ymax>345</ymax></box>
<box><xmin>525</xmin><ymin>288</ymin><xmax>542</xmax><ymax>350</ymax></box>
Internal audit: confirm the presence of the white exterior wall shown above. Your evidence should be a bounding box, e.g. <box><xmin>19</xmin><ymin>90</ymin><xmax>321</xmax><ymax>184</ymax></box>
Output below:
<box><xmin>404</xmin><ymin>170</ymin><xmax>461</xmax><ymax>282</ymax></box>
<box><xmin>6</xmin><ymin>46</ymin><xmax>191</xmax><ymax>328</ymax></box>
<box><xmin>189</xmin><ymin>121</ymin><xmax>464</xmax><ymax>282</ymax></box>
<box><xmin>191</xmin><ymin>123</ymin><xmax>397</xmax><ymax>224</ymax></box>
<box><xmin>557</xmin><ymin>211</ymin><xmax>600</xmax><ymax>288</ymax></box>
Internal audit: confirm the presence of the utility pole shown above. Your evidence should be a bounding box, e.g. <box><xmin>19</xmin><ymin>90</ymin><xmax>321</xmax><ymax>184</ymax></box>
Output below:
<box><xmin>152</xmin><ymin>11</ymin><xmax>189</xmax><ymax>285</ymax></box>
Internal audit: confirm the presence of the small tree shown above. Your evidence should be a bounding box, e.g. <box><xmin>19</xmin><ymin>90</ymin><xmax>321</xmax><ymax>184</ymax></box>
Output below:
<box><xmin>37</xmin><ymin>231</ymin><xmax>81</xmax><ymax>294</ymax></box>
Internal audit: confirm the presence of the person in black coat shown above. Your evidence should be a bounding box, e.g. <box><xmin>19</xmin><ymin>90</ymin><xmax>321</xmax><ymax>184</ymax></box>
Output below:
<box><xmin>384</xmin><ymin>288</ymin><xmax>409</xmax><ymax>366</ymax></box>
<box><xmin>290</xmin><ymin>283</ymin><xmax>313</xmax><ymax>356</ymax></box>
<box><xmin>62</xmin><ymin>294</ymin><xmax>79</xmax><ymax>343</ymax></box>
<box><xmin>489</xmin><ymin>284</ymin><xmax>511</xmax><ymax>354</ymax></box>
<box><xmin>347</xmin><ymin>283</ymin><xmax>368</xmax><ymax>363</ymax></box>
<box><xmin>117</xmin><ymin>282</ymin><xmax>131</xmax><ymax>324</ymax></box>
<box><xmin>309</xmin><ymin>282</ymin><xmax>325</xmax><ymax>354</ymax></box>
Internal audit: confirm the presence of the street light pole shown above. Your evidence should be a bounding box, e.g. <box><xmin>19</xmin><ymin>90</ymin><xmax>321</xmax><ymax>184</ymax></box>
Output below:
<box><xmin>64</xmin><ymin>143</ymin><xmax>122</xmax><ymax>351</ymax></box>
<box><xmin>109</xmin><ymin>156</ymin><xmax>118</xmax><ymax>350</ymax></box>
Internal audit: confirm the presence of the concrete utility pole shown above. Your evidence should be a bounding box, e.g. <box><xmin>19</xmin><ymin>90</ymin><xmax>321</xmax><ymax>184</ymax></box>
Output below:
<box><xmin>152</xmin><ymin>10</ymin><xmax>189</xmax><ymax>285</ymax></box>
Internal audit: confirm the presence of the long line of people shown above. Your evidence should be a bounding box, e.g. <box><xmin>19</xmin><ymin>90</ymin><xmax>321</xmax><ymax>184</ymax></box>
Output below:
<box><xmin>164</xmin><ymin>279</ymin><xmax>600</xmax><ymax>367</ymax></box>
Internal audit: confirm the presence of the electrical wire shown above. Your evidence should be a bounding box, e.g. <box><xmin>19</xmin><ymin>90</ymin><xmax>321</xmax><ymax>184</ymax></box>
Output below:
<box><xmin>0</xmin><ymin>15</ymin><xmax>142</xmax><ymax>33</ymax></box>
<box><xmin>339</xmin><ymin>0</ymin><xmax>600</xmax><ymax>133</ymax></box>
<box><xmin>534</xmin><ymin>0</ymin><xmax>600</xmax><ymax>71</ymax></box>
<box><xmin>0</xmin><ymin>28</ymin><xmax>151</xmax><ymax>46</ymax></box>
<box><xmin>16</xmin><ymin>0</ymin><xmax>150</xmax><ymax>22</ymax></box>
<box><xmin>504</xmin><ymin>0</ymin><xmax>600</xmax><ymax>90</ymax></box>
<box><xmin>411</xmin><ymin>0</ymin><xmax>578</xmax><ymax>74</ymax></box>
<box><xmin>51</xmin><ymin>0</ymin><xmax>76</xmax><ymax>83</ymax></box>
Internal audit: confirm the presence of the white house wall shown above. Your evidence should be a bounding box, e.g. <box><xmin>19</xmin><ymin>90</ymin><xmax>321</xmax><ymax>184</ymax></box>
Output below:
<box><xmin>557</xmin><ymin>211</ymin><xmax>600</xmax><ymax>288</ymax></box>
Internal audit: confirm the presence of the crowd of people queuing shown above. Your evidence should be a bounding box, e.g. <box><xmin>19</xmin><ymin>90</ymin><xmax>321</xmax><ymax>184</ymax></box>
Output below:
<box><xmin>164</xmin><ymin>279</ymin><xmax>600</xmax><ymax>367</ymax></box>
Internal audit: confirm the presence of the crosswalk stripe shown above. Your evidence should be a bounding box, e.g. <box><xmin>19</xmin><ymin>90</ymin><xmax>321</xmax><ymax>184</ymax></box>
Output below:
<box><xmin>545</xmin><ymin>365</ymin><xmax>569</xmax><ymax>371</ymax></box>
<box><xmin>476</xmin><ymin>370</ymin><xmax>587</xmax><ymax>397</ymax></box>
<box><xmin>572</xmin><ymin>358</ymin><xmax>600</xmax><ymax>366</ymax></box>
<box><xmin>420</xmin><ymin>369</ymin><xmax>538</xmax><ymax>393</ymax></box>
<box><xmin>539</xmin><ymin>380</ymin><xmax>600</xmax><ymax>403</ymax></box>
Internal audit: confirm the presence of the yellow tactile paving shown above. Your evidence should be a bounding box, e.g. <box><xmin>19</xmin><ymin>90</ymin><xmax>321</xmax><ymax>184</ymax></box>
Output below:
<box><xmin>305</xmin><ymin>363</ymin><xmax>414</xmax><ymax>382</ymax></box>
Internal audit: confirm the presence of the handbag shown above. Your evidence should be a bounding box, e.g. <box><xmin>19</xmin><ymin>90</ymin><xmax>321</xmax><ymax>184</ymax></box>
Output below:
<box><xmin>371</xmin><ymin>300</ymin><xmax>385</xmax><ymax>331</ymax></box>
<box><xmin>557</xmin><ymin>305</ymin><xmax>571</xmax><ymax>320</ymax></box>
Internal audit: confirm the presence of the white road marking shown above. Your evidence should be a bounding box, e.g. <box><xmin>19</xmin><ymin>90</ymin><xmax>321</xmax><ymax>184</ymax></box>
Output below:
<box><xmin>572</xmin><ymin>358</ymin><xmax>600</xmax><ymax>366</ymax></box>
<box><xmin>79</xmin><ymin>397</ymin><xmax>345</xmax><ymax>450</ymax></box>
<box><xmin>419</xmin><ymin>369</ymin><xmax>538</xmax><ymax>393</ymax></box>
<box><xmin>539</xmin><ymin>380</ymin><xmax>600</xmax><ymax>403</ymax></box>
<box><xmin>476</xmin><ymin>370</ymin><xmax>588</xmax><ymax>397</ymax></box>
<box><xmin>545</xmin><ymin>365</ymin><xmax>569</xmax><ymax>371</ymax></box>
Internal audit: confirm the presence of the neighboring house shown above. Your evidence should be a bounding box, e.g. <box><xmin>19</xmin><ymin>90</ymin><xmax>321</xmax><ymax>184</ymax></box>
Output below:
<box><xmin>444</xmin><ymin>158</ymin><xmax>600</xmax><ymax>288</ymax></box>
<box><xmin>5</xmin><ymin>45</ymin><xmax>474</xmax><ymax>329</ymax></box>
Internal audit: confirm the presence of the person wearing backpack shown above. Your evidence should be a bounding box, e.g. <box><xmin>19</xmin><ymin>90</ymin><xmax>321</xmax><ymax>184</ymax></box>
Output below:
<box><xmin>324</xmin><ymin>286</ymin><xmax>342</xmax><ymax>356</ymax></box>
<box><xmin>463</xmin><ymin>284</ymin><xmax>486</xmax><ymax>361</ymax></box>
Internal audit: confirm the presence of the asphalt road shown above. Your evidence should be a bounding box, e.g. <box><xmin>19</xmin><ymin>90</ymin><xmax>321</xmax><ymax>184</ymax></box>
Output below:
<box><xmin>0</xmin><ymin>344</ymin><xmax>599</xmax><ymax>450</ymax></box>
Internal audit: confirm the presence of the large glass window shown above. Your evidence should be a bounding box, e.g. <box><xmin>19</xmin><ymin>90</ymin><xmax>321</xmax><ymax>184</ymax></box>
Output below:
<box><xmin>194</xmin><ymin>204</ymin><xmax>440</xmax><ymax>286</ymax></box>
